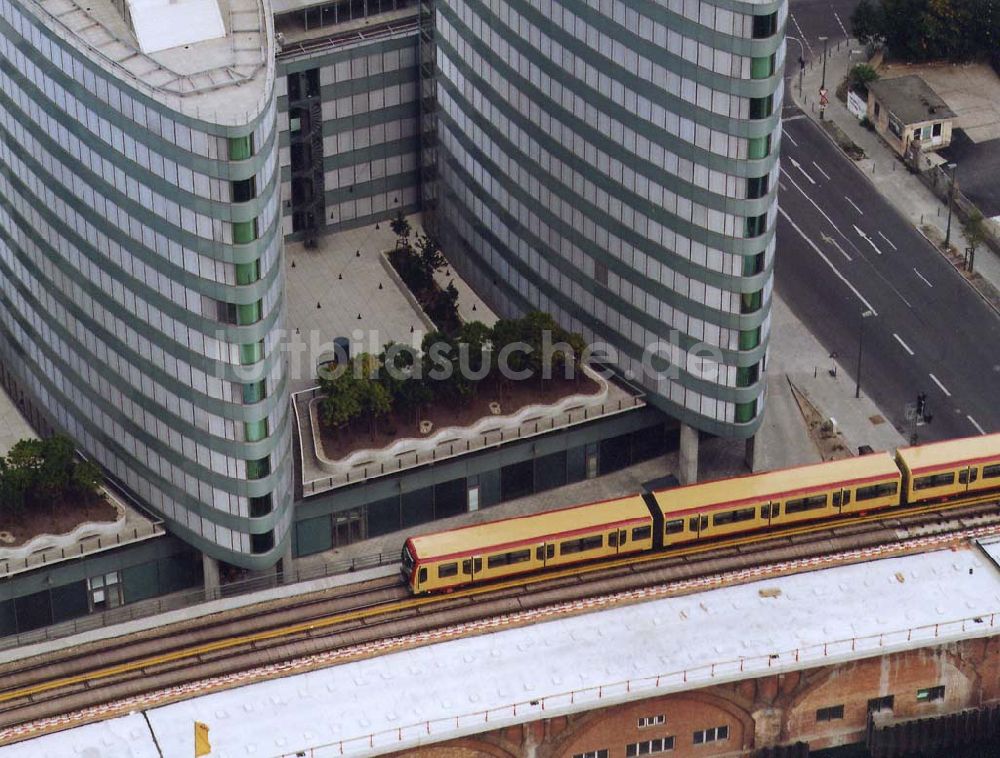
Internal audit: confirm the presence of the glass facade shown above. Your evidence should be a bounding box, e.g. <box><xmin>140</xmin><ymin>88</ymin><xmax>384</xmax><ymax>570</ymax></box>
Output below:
<box><xmin>0</xmin><ymin>0</ymin><xmax>292</xmax><ymax>568</ymax></box>
<box><xmin>434</xmin><ymin>0</ymin><xmax>785</xmax><ymax>437</ymax></box>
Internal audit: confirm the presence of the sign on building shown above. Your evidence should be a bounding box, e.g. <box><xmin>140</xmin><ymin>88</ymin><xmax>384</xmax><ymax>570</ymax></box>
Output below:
<box><xmin>847</xmin><ymin>90</ymin><xmax>867</xmax><ymax>120</ymax></box>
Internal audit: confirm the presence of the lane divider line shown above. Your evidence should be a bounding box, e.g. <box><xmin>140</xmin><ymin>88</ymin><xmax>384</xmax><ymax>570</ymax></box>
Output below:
<box><xmin>929</xmin><ymin>374</ymin><xmax>951</xmax><ymax>397</ymax></box>
<box><xmin>893</xmin><ymin>333</ymin><xmax>915</xmax><ymax>356</ymax></box>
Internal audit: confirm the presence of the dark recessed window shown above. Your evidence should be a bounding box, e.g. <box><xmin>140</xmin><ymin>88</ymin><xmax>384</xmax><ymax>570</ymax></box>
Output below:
<box><xmin>752</xmin><ymin>12</ymin><xmax>778</xmax><ymax>38</ymax></box>
<box><xmin>232</xmin><ymin>177</ymin><xmax>257</xmax><ymax>203</ymax></box>
<box><xmin>249</xmin><ymin>494</ymin><xmax>273</xmax><ymax>517</ymax></box>
<box><xmin>251</xmin><ymin>530</ymin><xmax>275</xmax><ymax>554</ymax></box>
<box><xmin>816</xmin><ymin>705</ymin><xmax>845</xmax><ymax>722</ymax></box>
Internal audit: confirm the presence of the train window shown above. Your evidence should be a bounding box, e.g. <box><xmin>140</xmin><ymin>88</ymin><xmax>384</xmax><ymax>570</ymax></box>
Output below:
<box><xmin>560</xmin><ymin>535</ymin><xmax>604</xmax><ymax>554</ymax></box>
<box><xmin>760</xmin><ymin>503</ymin><xmax>779</xmax><ymax>518</ymax></box>
<box><xmin>665</xmin><ymin>520</ymin><xmax>684</xmax><ymax>534</ymax></box>
<box><xmin>983</xmin><ymin>464</ymin><xmax>1000</xmax><ymax>479</ymax></box>
<box><xmin>535</xmin><ymin>545</ymin><xmax>556</xmax><ymax>561</ymax></box>
<box><xmin>418</xmin><ymin>567</ymin><xmax>427</xmax><ymax>584</ymax></box>
<box><xmin>832</xmin><ymin>492</ymin><xmax>842</xmax><ymax>507</ymax></box>
<box><xmin>688</xmin><ymin>515</ymin><xmax>709</xmax><ymax>532</ymax></box>
<box><xmin>713</xmin><ymin>508</ymin><xmax>754</xmax><ymax>526</ymax></box>
<box><xmin>489</xmin><ymin>552</ymin><xmax>509</xmax><ymax>567</ymax></box>
<box><xmin>913</xmin><ymin>472</ymin><xmax>956</xmax><ymax>490</ymax></box>
<box><xmin>609</xmin><ymin>532</ymin><xmax>618</xmax><ymax>547</ymax></box>
<box><xmin>438</xmin><ymin>563</ymin><xmax>458</xmax><ymax>578</ymax></box>
<box><xmin>509</xmin><ymin>549</ymin><xmax>530</xmax><ymax>563</ymax></box>
<box><xmin>959</xmin><ymin>468</ymin><xmax>979</xmax><ymax>484</ymax></box>
<box><xmin>784</xmin><ymin>494</ymin><xmax>828</xmax><ymax>514</ymax></box>
<box><xmin>857</xmin><ymin>482</ymin><xmax>899</xmax><ymax>500</ymax></box>
<box><xmin>487</xmin><ymin>549</ymin><xmax>531</xmax><ymax>568</ymax></box>
<box><xmin>462</xmin><ymin>559</ymin><xmax>472</xmax><ymax>574</ymax></box>
<box><xmin>632</xmin><ymin>525</ymin><xmax>652</xmax><ymax>541</ymax></box>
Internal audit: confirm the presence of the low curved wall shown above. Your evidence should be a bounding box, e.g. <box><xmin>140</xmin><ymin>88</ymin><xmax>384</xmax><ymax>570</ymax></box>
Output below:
<box><xmin>0</xmin><ymin>490</ymin><xmax>125</xmax><ymax>562</ymax></box>
<box><xmin>310</xmin><ymin>365</ymin><xmax>609</xmax><ymax>473</ymax></box>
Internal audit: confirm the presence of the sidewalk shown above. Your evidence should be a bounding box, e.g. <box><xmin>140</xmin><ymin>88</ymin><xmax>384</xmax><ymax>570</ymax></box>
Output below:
<box><xmin>788</xmin><ymin>40</ymin><xmax>1000</xmax><ymax>298</ymax></box>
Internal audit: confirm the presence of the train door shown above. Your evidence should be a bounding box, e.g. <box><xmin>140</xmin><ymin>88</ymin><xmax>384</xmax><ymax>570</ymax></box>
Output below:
<box><xmin>608</xmin><ymin>529</ymin><xmax>628</xmax><ymax>554</ymax></box>
<box><xmin>534</xmin><ymin>544</ymin><xmax>555</xmax><ymax>567</ymax></box>
<box><xmin>462</xmin><ymin>556</ymin><xmax>483</xmax><ymax>583</ymax></box>
<box><xmin>832</xmin><ymin>489</ymin><xmax>851</xmax><ymax>512</ymax></box>
<box><xmin>760</xmin><ymin>502</ymin><xmax>776</xmax><ymax>525</ymax></box>
<box><xmin>688</xmin><ymin>514</ymin><xmax>709</xmax><ymax>539</ymax></box>
<box><xmin>958</xmin><ymin>467</ymin><xmax>978</xmax><ymax>492</ymax></box>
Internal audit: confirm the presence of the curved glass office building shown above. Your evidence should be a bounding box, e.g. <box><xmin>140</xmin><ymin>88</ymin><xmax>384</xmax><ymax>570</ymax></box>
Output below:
<box><xmin>434</xmin><ymin>0</ymin><xmax>785</xmax><ymax>437</ymax></box>
<box><xmin>0</xmin><ymin>0</ymin><xmax>291</xmax><ymax>567</ymax></box>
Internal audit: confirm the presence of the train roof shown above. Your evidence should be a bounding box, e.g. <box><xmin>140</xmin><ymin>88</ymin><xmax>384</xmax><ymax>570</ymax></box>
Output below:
<box><xmin>407</xmin><ymin>495</ymin><xmax>652</xmax><ymax>561</ymax></box>
<box><xmin>895</xmin><ymin>433</ymin><xmax>1000</xmax><ymax>474</ymax></box>
<box><xmin>652</xmin><ymin>453</ymin><xmax>900</xmax><ymax>517</ymax></box>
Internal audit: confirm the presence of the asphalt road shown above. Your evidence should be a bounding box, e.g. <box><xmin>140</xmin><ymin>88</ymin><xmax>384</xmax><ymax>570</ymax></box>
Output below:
<box><xmin>775</xmin><ymin>115</ymin><xmax>1000</xmax><ymax>441</ymax></box>
<box><xmin>786</xmin><ymin>0</ymin><xmax>859</xmax><ymax>61</ymax></box>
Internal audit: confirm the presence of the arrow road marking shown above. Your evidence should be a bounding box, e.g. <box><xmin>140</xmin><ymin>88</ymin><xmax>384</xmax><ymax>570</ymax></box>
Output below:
<box><xmin>779</xmin><ymin>207</ymin><xmax>878</xmax><ymax>316</ymax></box>
<box><xmin>845</xmin><ymin>196</ymin><xmax>864</xmax><ymax>214</ymax></box>
<box><xmin>820</xmin><ymin>232</ymin><xmax>852</xmax><ymax>262</ymax></box>
<box><xmin>878</xmin><ymin>231</ymin><xmax>897</xmax><ymax>250</ymax></box>
<box><xmin>789</xmin><ymin>157</ymin><xmax>816</xmax><ymax>185</ymax></box>
<box><xmin>913</xmin><ymin>268</ymin><xmax>933</xmax><ymax>288</ymax></box>
<box><xmin>893</xmin><ymin>333</ymin><xmax>915</xmax><ymax>356</ymax></box>
<box><xmin>781</xmin><ymin>168</ymin><xmax>861</xmax><ymax>256</ymax></box>
<box><xmin>929</xmin><ymin>373</ymin><xmax>951</xmax><ymax>397</ymax></box>
<box><xmin>853</xmin><ymin>225</ymin><xmax>883</xmax><ymax>255</ymax></box>
<box><xmin>812</xmin><ymin>161</ymin><xmax>831</xmax><ymax>180</ymax></box>
<box><xmin>968</xmin><ymin>415</ymin><xmax>986</xmax><ymax>435</ymax></box>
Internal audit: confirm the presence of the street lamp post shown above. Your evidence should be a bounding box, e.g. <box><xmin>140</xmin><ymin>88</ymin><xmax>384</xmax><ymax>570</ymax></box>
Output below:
<box><xmin>818</xmin><ymin>36</ymin><xmax>829</xmax><ymax>120</ymax></box>
<box><xmin>855</xmin><ymin>309</ymin><xmax>874</xmax><ymax>399</ymax></box>
<box><xmin>944</xmin><ymin>162</ymin><xmax>958</xmax><ymax>251</ymax></box>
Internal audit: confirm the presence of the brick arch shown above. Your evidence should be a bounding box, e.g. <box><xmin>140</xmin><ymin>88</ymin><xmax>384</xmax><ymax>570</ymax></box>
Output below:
<box><xmin>386</xmin><ymin>739</ymin><xmax>518</xmax><ymax>758</ymax></box>
<box><xmin>544</xmin><ymin>690</ymin><xmax>755</xmax><ymax>758</ymax></box>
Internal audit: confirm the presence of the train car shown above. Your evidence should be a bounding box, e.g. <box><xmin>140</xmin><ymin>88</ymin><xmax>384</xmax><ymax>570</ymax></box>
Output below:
<box><xmin>649</xmin><ymin>454</ymin><xmax>903</xmax><ymax>547</ymax></box>
<box><xmin>401</xmin><ymin>495</ymin><xmax>655</xmax><ymax>593</ymax></box>
<box><xmin>896</xmin><ymin>432</ymin><xmax>1000</xmax><ymax>505</ymax></box>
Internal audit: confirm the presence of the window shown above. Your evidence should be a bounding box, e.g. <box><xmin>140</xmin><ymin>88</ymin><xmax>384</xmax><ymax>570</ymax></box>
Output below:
<box><xmin>438</xmin><ymin>563</ymin><xmax>458</xmax><ymax>578</ymax></box>
<box><xmin>746</xmin><ymin>175</ymin><xmax>769</xmax><ymax>199</ymax></box>
<box><xmin>816</xmin><ymin>705</ymin><xmax>845</xmax><ymax>722</ymax></box>
<box><xmin>246</xmin><ymin>456</ymin><xmax>270</xmax><ymax>480</ymax></box>
<box><xmin>232</xmin><ymin>177</ymin><xmax>256</xmax><ymax>203</ymax></box>
<box><xmin>959</xmin><ymin>468</ymin><xmax>978</xmax><ymax>484</ymax></box>
<box><xmin>595</xmin><ymin>260</ymin><xmax>608</xmax><ymax>287</ymax></box>
<box><xmin>251</xmin><ymin>530</ymin><xmax>275</xmax><ymax>554</ymax></box>
<box><xmin>713</xmin><ymin>507</ymin><xmax>755</xmax><ymax>526</ymax></box>
<box><xmin>487</xmin><ymin>549</ymin><xmax>532</xmax><ymax>568</ymax></box>
<box><xmin>874</xmin><ymin>102</ymin><xmax>881</xmax><ymax>119</ymax></box>
<box><xmin>868</xmin><ymin>695</ymin><xmax>894</xmax><ymax>713</ymax></box>
<box><xmin>249</xmin><ymin>494</ymin><xmax>272</xmax><ymax>517</ymax></box>
<box><xmin>688</xmin><ymin>515</ymin><xmax>709</xmax><ymax>532</ymax></box>
<box><xmin>748</xmin><ymin>134</ymin><xmax>771</xmax><ymax>159</ymax></box>
<box><xmin>832</xmin><ymin>490</ymin><xmax>852</xmax><ymax>507</ymax></box>
<box><xmin>743</xmin><ymin>252</ymin><xmax>766</xmax><ymax>276</ymax></box>
<box><xmin>665</xmin><ymin>519</ymin><xmax>684</xmax><ymax>534</ymax></box>
<box><xmin>462</xmin><ymin>557</ymin><xmax>483</xmax><ymax>574</ymax></box>
<box><xmin>87</xmin><ymin>572</ymin><xmax>122</xmax><ymax>611</ymax></box>
<box><xmin>740</xmin><ymin>291</ymin><xmax>763</xmax><ymax>314</ymax></box>
<box><xmin>932</xmin><ymin>122</ymin><xmax>942</xmax><ymax>137</ymax></box>
<box><xmin>692</xmin><ymin>725</ymin><xmax>728</xmax><ymax>744</ymax></box>
<box><xmin>749</xmin><ymin>95</ymin><xmax>773</xmax><ymax>120</ymax></box>
<box><xmin>784</xmin><ymin>494</ymin><xmax>827</xmax><ymax>515</ymax></box>
<box><xmin>760</xmin><ymin>503</ymin><xmax>779</xmax><ymax>518</ymax></box>
<box><xmin>229</xmin><ymin>135</ymin><xmax>253</xmax><ymax>161</ymax></box>
<box><xmin>632</xmin><ymin>525</ymin><xmax>652</xmax><ymax>541</ymax></box>
<box><xmin>983</xmin><ymin>464</ymin><xmax>1000</xmax><ymax>479</ymax></box>
<box><xmin>856</xmin><ymin>482</ymin><xmax>898</xmax><ymax>501</ymax></box>
<box><xmin>916</xmin><ymin>686</ymin><xmax>945</xmax><ymax>702</ymax></box>
<box><xmin>574</xmin><ymin>751</ymin><xmax>608</xmax><ymax>758</ymax></box>
<box><xmin>914</xmin><ymin>472</ymin><xmax>956</xmax><ymax>490</ymax></box>
<box><xmin>418</xmin><ymin>567</ymin><xmax>427</xmax><ymax>584</ymax></box>
<box><xmin>638</xmin><ymin>715</ymin><xmax>666</xmax><ymax>728</ymax></box>
<box><xmin>745</xmin><ymin>213</ymin><xmax>768</xmax><ymax>237</ymax></box>
<box><xmin>752</xmin><ymin>12</ymin><xmax>778</xmax><ymax>38</ymax></box>
<box><xmin>243</xmin><ymin>379</ymin><xmax>267</xmax><ymax>404</ymax></box>
<box><xmin>536</xmin><ymin>544</ymin><xmax>555</xmax><ymax>560</ymax></box>
<box><xmin>737</xmin><ymin>364</ymin><xmax>760</xmax><ymax>388</ymax></box>
<box><xmin>217</xmin><ymin>301</ymin><xmax>238</xmax><ymax>324</ymax></box>
<box><xmin>626</xmin><ymin>736</ymin><xmax>674</xmax><ymax>756</ymax></box>
<box><xmin>560</xmin><ymin>535</ymin><xmax>604</xmax><ymax>554</ymax></box>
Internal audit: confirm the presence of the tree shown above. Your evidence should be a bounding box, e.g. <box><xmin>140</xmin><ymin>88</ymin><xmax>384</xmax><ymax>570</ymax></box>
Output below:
<box><xmin>389</xmin><ymin>210</ymin><xmax>411</xmax><ymax>250</ymax></box>
<box><xmin>851</xmin><ymin>0</ymin><xmax>886</xmax><ymax>47</ymax></box>
<box><xmin>416</xmin><ymin>233</ymin><xmax>445</xmax><ymax>285</ymax></box>
<box><xmin>319</xmin><ymin>369</ymin><xmax>363</xmax><ymax>430</ymax></box>
<box><xmin>846</xmin><ymin>64</ymin><xmax>879</xmax><ymax>96</ymax></box>
<box><xmin>962</xmin><ymin>209</ymin><xmax>987</xmax><ymax>272</ymax></box>
<box><xmin>71</xmin><ymin>459</ymin><xmax>102</xmax><ymax>500</ymax></box>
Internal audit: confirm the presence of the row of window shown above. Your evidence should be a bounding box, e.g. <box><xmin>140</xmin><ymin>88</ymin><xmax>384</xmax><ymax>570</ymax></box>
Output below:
<box><xmin>915</xmin><ymin>465</ymin><xmax>1000</xmax><ymax>490</ymax></box>
<box><xmin>439</xmin><ymin>181</ymin><xmax>765</xmax><ymax>422</ymax></box>
<box><xmin>436</xmin><ymin>125</ymin><xmax>770</xmax><ymax>369</ymax></box>
<box><xmin>817</xmin><ymin>687</ymin><xmax>946</xmax><ymax>723</ymax></box>
<box><xmin>575</xmin><ymin>723</ymin><xmax>727</xmax><ymax>758</ymax></box>
<box><xmin>0</xmin><ymin>4</ymin><xmax>274</xmax><ymax>163</ymax></box>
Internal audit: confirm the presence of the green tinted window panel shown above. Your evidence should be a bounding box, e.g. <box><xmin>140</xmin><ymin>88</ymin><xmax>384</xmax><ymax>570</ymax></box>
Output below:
<box><xmin>240</xmin><ymin>340</ymin><xmax>264</xmax><ymax>366</ymax></box>
<box><xmin>741</xmin><ymin>291</ymin><xmax>763</xmax><ymax>314</ymax></box>
<box><xmin>748</xmin><ymin>135</ymin><xmax>771</xmax><ymax>160</ymax></box>
<box><xmin>237</xmin><ymin>300</ymin><xmax>262</xmax><ymax>325</ymax></box>
<box><xmin>235</xmin><ymin>259</ymin><xmax>261</xmax><ymax>285</ymax></box>
<box><xmin>243</xmin><ymin>378</ymin><xmax>267</xmax><ymax>404</ymax></box>
<box><xmin>233</xmin><ymin>220</ymin><xmax>258</xmax><ymax>245</ymax></box>
<box><xmin>247</xmin><ymin>456</ymin><xmax>271</xmax><ymax>480</ymax></box>
<box><xmin>751</xmin><ymin>55</ymin><xmax>774</xmax><ymax>79</ymax></box>
<box><xmin>245</xmin><ymin>418</ymin><xmax>269</xmax><ymax>443</ymax></box>
<box><xmin>739</xmin><ymin>327</ymin><xmax>762</xmax><ymax>351</ymax></box>
<box><xmin>742</xmin><ymin>252</ymin><xmax>765</xmax><ymax>276</ymax></box>
<box><xmin>229</xmin><ymin>135</ymin><xmax>253</xmax><ymax>161</ymax></box>
<box><xmin>736</xmin><ymin>399</ymin><xmax>758</xmax><ymax>423</ymax></box>
<box><xmin>736</xmin><ymin>363</ymin><xmax>760</xmax><ymax>388</ymax></box>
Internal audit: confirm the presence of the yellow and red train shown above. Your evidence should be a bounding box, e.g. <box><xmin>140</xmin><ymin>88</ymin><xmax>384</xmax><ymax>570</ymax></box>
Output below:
<box><xmin>401</xmin><ymin>433</ymin><xmax>1000</xmax><ymax>593</ymax></box>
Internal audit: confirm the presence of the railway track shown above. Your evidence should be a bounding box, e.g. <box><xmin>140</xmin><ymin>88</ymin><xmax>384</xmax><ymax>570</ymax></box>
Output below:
<box><xmin>0</xmin><ymin>500</ymin><xmax>997</xmax><ymax>741</ymax></box>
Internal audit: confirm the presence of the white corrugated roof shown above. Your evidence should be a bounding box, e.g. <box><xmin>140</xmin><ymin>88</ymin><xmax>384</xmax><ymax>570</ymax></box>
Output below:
<box><xmin>126</xmin><ymin>0</ymin><xmax>226</xmax><ymax>54</ymax></box>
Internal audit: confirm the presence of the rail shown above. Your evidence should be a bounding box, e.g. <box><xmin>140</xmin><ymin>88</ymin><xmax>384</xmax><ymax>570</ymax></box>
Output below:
<box><xmin>279</xmin><ymin>611</ymin><xmax>1000</xmax><ymax>757</ymax></box>
<box><xmin>276</xmin><ymin>19</ymin><xmax>421</xmax><ymax>59</ymax></box>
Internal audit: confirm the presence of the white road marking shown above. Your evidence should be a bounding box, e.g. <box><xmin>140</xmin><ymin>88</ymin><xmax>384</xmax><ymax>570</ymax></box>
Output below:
<box><xmin>833</xmin><ymin>11</ymin><xmax>848</xmax><ymax>37</ymax></box>
<box><xmin>782</xmin><ymin>115</ymin><xmax>806</xmax><ymax>123</ymax></box>
<box><xmin>812</xmin><ymin>161</ymin><xmax>831</xmax><ymax>180</ymax></box>
<box><xmin>781</xmin><ymin>169</ymin><xmax>854</xmax><ymax>256</ymax></box>
<box><xmin>853</xmin><ymin>224</ymin><xmax>883</xmax><ymax>255</ymax></box>
<box><xmin>967</xmin><ymin>415</ymin><xmax>986</xmax><ymax>435</ymax></box>
<box><xmin>790</xmin><ymin>15</ymin><xmax>814</xmax><ymax>57</ymax></box>
<box><xmin>893</xmin><ymin>333</ymin><xmax>915</xmax><ymax>356</ymax></box>
<box><xmin>845</xmin><ymin>196</ymin><xmax>864</xmax><ymax>215</ymax></box>
<box><xmin>878</xmin><ymin>231</ymin><xmax>897</xmax><ymax>250</ymax></box>
<box><xmin>779</xmin><ymin>207</ymin><xmax>878</xmax><ymax>316</ymax></box>
<box><xmin>929</xmin><ymin>373</ymin><xmax>951</xmax><ymax>397</ymax></box>
<box><xmin>820</xmin><ymin>232</ymin><xmax>852</xmax><ymax>262</ymax></box>
<box><xmin>913</xmin><ymin>268</ymin><xmax>933</xmax><ymax>288</ymax></box>
<box><xmin>783</xmin><ymin>130</ymin><xmax>799</xmax><ymax>146</ymax></box>
<box><xmin>779</xmin><ymin>182</ymin><xmax>788</xmax><ymax>191</ymax></box>
<box><xmin>789</xmin><ymin>157</ymin><xmax>816</xmax><ymax>185</ymax></box>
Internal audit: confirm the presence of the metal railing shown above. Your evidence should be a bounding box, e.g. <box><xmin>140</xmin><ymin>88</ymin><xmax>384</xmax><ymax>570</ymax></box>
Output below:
<box><xmin>278</xmin><ymin>611</ymin><xmax>1000</xmax><ymax>757</ymax></box>
<box><xmin>0</xmin><ymin>549</ymin><xmax>400</xmax><ymax>652</ymax></box>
